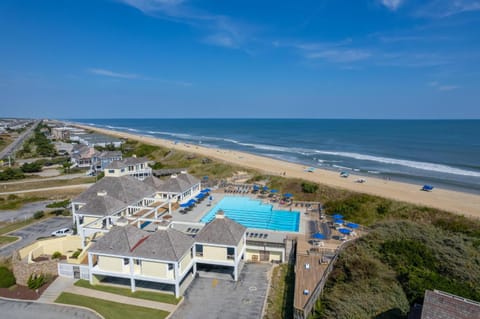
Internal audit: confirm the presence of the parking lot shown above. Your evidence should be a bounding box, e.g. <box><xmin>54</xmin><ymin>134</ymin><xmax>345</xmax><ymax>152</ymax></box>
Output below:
<box><xmin>0</xmin><ymin>299</ymin><xmax>100</xmax><ymax>319</ymax></box>
<box><xmin>0</xmin><ymin>217</ymin><xmax>72</xmax><ymax>257</ymax></box>
<box><xmin>171</xmin><ymin>263</ymin><xmax>271</xmax><ymax>319</ymax></box>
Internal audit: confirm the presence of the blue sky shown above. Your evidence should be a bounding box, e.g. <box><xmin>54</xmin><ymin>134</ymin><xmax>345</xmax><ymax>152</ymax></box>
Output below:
<box><xmin>1</xmin><ymin>0</ymin><xmax>479</xmax><ymax>119</ymax></box>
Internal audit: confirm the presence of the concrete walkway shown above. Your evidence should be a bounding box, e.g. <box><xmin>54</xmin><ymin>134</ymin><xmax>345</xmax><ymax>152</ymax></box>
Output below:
<box><xmin>38</xmin><ymin>277</ymin><xmax>75</xmax><ymax>303</ymax></box>
<box><xmin>64</xmin><ymin>286</ymin><xmax>178</xmax><ymax>313</ymax></box>
<box><xmin>0</xmin><ymin>183</ymin><xmax>93</xmax><ymax>195</ymax></box>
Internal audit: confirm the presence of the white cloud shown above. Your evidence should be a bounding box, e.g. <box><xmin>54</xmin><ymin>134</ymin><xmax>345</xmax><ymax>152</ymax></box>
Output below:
<box><xmin>203</xmin><ymin>34</ymin><xmax>237</xmax><ymax>48</ymax></box>
<box><xmin>427</xmin><ymin>81</ymin><xmax>460</xmax><ymax>91</ymax></box>
<box><xmin>416</xmin><ymin>0</ymin><xmax>480</xmax><ymax>18</ymax></box>
<box><xmin>381</xmin><ymin>0</ymin><xmax>404</xmax><ymax>11</ymax></box>
<box><xmin>306</xmin><ymin>49</ymin><xmax>371</xmax><ymax>63</ymax></box>
<box><xmin>117</xmin><ymin>0</ymin><xmax>249</xmax><ymax>49</ymax></box>
<box><xmin>438</xmin><ymin>85</ymin><xmax>460</xmax><ymax>91</ymax></box>
<box><xmin>88</xmin><ymin>68</ymin><xmax>139</xmax><ymax>79</ymax></box>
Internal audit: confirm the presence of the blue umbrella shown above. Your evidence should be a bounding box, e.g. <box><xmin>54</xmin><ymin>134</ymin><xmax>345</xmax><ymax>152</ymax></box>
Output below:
<box><xmin>263</xmin><ymin>186</ymin><xmax>269</xmax><ymax>191</ymax></box>
<box><xmin>334</xmin><ymin>219</ymin><xmax>344</xmax><ymax>224</ymax></box>
<box><xmin>201</xmin><ymin>188</ymin><xmax>211</xmax><ymax>193</ymax></box>
<box><xmin>253</xmin><ymin>185</ymin><xmax>260</xmax><ymax>191</ymax></box>
<box><xmin>346</xmin><ymin>222</ymin><xmax>359</xmax><ymax>229</ymax></box>
<box><xmin>270</xmin><ymin>189</ymin><xmax>278</xmax><ymax>193</ymax></box>
<box><xmin>188</xmin><ymin>199</ymin><xmax>196</xmax><ymax>204</ymax></box>
<box><xmin>332</xmin><ymin>214</ymin><xmax>344</xmax><ymax>219</ymax></box>
<box><xmin>312</xmin><ymin>233</ymin><xmax>326</xmax><ymax>239</ymax></box>
<box><xmin>338</xmin><ymin>228</ymin><xmax>351</xmax><ymax>235</ymax></box>
<box><xmin>196</xmin><ymin>193</ymin><xmax>205</xmax><ymax>199</ymax></box>
<box><xmin>180</xmin><ymin>203</ymin><xmax>190</xmax><ymax>208</ymax></box>
<box><xmin>284</xmin><ymin>193</ymin><xmax>293</xmax><ymax>198</ymax></box>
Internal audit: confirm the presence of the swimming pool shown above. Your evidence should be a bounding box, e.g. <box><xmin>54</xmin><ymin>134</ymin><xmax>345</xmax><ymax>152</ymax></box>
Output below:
<box><xmin>201</xmin><ymin>196</ymin><xmax>299</xmax><ymax>232</ymax></box>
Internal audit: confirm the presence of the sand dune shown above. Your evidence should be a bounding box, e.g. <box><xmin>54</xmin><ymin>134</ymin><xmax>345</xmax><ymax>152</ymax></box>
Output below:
<box><xmin>75</xmin><ymin>124</ymin><xmax>480</xmax><ymax>219</ymax></box>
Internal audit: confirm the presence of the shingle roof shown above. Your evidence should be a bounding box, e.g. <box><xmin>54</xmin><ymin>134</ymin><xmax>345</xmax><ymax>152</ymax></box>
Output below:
<box><xmin>90</xmin><ymin>225</ymin><xmax>150</xmax><ymax>256</ymax></box>
<box><xmin>143</xmin><ymin>176</ymin><xmax>165</xmax><ymax>189</ymax></box>
<box><xmin>421</xmin><ymin>290</ymin><xmax>480</xmax><ymax>319</ymax></box>
<box><xmin>90</xmin><ymin>225</ymin><xmax>194</xmax><ymax>262</ymax></box>
<box><xmin>134</xmin><ymin>228</ymin><xmax>194</xmax><ymax>261</ymax></box>
<box><xmin>195</xmin><ymin>216</ymin><xmax>246</xmax><ymax>246</ymax></box>
<box><xmin>105</xmin><ymin>157</ymin><xmax>149</xmax><ymax>170</ymax></box>
<box><xmin>76</xmin><ymin>193</ymin><xmax>126</xmax><ymax>216</ymax></box>
<box><xmin>158</xmin><ymin>173</ymin><xmax>200</xmax><ymax>193</ymax></box>
<box><xmin>73</xmin><ymin>176</ymin><xmax>157</xmax><ymax>205</ymax></box>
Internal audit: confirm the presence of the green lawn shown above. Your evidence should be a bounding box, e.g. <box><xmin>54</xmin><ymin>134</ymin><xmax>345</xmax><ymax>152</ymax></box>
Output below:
<box><xmin>0</xmin><ymin>235</ymin><xmax>18</xmax><ymax>246</ymax></box>
<box><xmin>55</xmin><ymin>292</ymin><xmax>169</xmax><ymax>319</ymax></box>
<box><xmin>74</xmin><ymin>279</ymin><xmax>181</xmax><ymax>305</ymax></box>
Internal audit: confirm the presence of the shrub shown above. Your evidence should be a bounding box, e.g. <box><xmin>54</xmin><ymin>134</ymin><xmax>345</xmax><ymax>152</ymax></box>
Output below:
<box><xmin>52</xmin><ymin>251</ymin><xmax>63</xmax><ymax>259</ymax></box>
<box><xmin>33</xmin><ymin>211</ymin><xmax>44</xmax><ymax>219</ymax></box>
<box><xmin>71</xmin><ymin>249</ymin><xmax>82</xmax><ymax>259</ymax></box>
<box><xmin>46</xmin><ymin>199</ymin><xmax>70</xmax><ymax>209</ymax></box>
<box><xmin>27</xmin><ymin>273</ymin><xmax>46</xmax><ymax>290</ymax></box>
<box><xmin>20</xmin><ymin>161</ymin><xmax>43</xmax><ymax>173</ymax></box>
<box><xmin>302</xmin><ymin>182</ymin><xmax>319</xmax><ymax>193</ymax></box>
<box><xmin>0</xmin><ymin>267</ymin><xmax>16</xmax><ymax>288</ymax></box>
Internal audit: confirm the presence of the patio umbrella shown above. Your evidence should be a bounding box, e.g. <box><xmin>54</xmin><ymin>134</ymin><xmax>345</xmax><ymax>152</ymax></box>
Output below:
<box><xmin>334</xmin><ymin>219</ymin><xmax>344</xmax><ymax>224</ymax></box>
<box><xmin>196</xmin><ymin>193</ymin><xmax>205</xmax><ymax>199</ymax></box>
<box><xmin>188</xmin><ymin>199</ymin><xmax>196</xmax><ymax>205</ymax></box>
<box><xmin>312</xmin><ymin>233</ymin><xmax>326</xmax><ymax>239</ymax></box>
<box><xmin>346</xmin><ymin>222</ymin><xmax>359</xmax><ymax>229</ymax></box>
<box><xmin>332</xmin><ymin>214</ymin><xmax>344</xmax><ymax>219</ymax></box>
<box><xmin>283</xmin><ymin>193</ymin><xmax>293</xmax><ymax>198</ymax></box>
<box><xmin>262</xmin><ymin>186</ymin><xmax>269</xmax><ymax>191</ymax></box>
<box><xmin>253</xmin><ymin>185</ymin><xmax>260</xmax><ymax>191</ymax></box>
<box><xmin>201</xmin><ymin>188</ymin><xmax>211</xmax><ymax>193</ymax></box>
<box><xmin>338</xmin><ymin>228</ymin><xmax>351</xmax><ymax>235</ymax></box>
<box><xmin>270</xmin><ymin>189</ymin><xmax>278</xmax><ymax>193</ymax></box>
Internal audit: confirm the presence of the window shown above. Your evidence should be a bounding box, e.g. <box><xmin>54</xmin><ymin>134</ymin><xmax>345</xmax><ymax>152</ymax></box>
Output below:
<box><xmin>121</xmin><ymin>168</ymin><xmax>125</xmax><ymax>173</ymax></box>
<box><xmin>108</xmin><ymin>170</ymin><xmax>114</xmax><ymax>174</ymax></box>
<box><xmin>196</xmin><ymin>244</ymin><xmax>203</xmax><ymax>257</ymax></box>
<box><xmin>134</xmin><ymin>259</ymin><xmax>141</xmax><ymax>266</ymax></box>
<box><xmin>123</xmin><ymin>258</ymin><xmax>130</xmax><ymax>265</ymax></box>
<box><xmin>168</xmin><ymin>264</ymin><xmax>174</xmax><ymax>271</ymax></box>
<box><xmin>190</xmin><ymin>247</ymin><xmax>194</xmax><ymax>259</ymax></box>
<box><xmin>227</xmin><ymin>247</ymin><xmax>235</xmax><ymax>260</ymax></box>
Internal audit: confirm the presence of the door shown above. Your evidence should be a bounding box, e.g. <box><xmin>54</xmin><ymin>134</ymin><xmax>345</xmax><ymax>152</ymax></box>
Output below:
<box><xmin>73</xmin><ymin>266</ymin><xmax>80</xmax><ymax>279</ymax></box>
<box><xmin>259</xmin><ymin>250</ymin><xmax>270</xmax><ymax>262</ymax></box>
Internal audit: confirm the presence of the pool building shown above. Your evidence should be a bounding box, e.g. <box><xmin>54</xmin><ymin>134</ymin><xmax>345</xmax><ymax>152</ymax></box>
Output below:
<box><xmin>65</xmin><ymin>169</ymin><xmax>300</xmax><ymax>296</ymax></box>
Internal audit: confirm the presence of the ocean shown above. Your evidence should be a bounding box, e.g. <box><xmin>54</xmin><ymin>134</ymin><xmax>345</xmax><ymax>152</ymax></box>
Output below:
<box><xmin>70</xmin><ymin>119</ymin><xmax>480</xmax><ymax>194</ymax></box>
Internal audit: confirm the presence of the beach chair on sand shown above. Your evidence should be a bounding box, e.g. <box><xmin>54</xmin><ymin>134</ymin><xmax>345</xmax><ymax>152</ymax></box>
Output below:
<box><xmin>422</xmin><ymin>185</ymin><xmax>434</xmax><ymax>192</ymax></box>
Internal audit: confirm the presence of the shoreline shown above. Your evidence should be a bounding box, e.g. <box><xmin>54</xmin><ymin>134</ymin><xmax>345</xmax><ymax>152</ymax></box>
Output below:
<box><xmin>73</xmin><ymin>123</ymin><xmax>480</xmax><ymax>219</ymax></box>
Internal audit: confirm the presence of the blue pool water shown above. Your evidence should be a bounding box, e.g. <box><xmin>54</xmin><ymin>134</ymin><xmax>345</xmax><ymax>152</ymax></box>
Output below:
<box><xmin>201</xmin><ymin>196</ymin><xmax>300</xmax><ymax>232</ymax></box>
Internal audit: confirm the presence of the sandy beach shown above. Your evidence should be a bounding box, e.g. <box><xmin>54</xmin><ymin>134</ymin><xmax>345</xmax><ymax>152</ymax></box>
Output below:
<box><xmin>75</xmin><ymin>124</ymin><xmax>480</xmax><ymax>218</ymax></box>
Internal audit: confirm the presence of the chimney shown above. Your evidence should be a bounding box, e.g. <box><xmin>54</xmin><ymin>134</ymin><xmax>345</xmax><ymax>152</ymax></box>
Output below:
<box><xmin>215</xmin><ymin>210</ymin><xmax>225</xmax><ymax>219</ymax></box>
<box><xmin>97</xmin><ymin>190</ymin><xmax>107</xmax><ymax>197</ymax></box>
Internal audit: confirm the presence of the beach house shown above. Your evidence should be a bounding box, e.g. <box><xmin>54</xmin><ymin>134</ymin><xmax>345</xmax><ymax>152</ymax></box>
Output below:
<box><xmin>86</xmin><ymin>213</ymin><xmax>246</xmax><ymax>297</ymax></box>
<box><xmin>88</xmin><ymin>225</ymin><xmax>196</xmax><ymax>297</ymax></box>
<box><xmin>104</xmin><ymin>156</ymin><xmax>152</xmax><ymax>180</ymax></box>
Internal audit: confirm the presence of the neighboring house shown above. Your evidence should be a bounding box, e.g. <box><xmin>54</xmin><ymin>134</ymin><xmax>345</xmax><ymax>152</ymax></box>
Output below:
<box><xmin>91</xmin><ymin>151</ymin><xmax>123</xmax><ymax>173</ymax></box>
<box><xmin>194</xmin><ymin>212</ymin><xmax>246</xmax><ymax>281</ymax></box>
<box><xmin>88</xmin><ymin>225</ymin><xmax>195</xmax><ymax>297</ymax></box>
<box><xmin>410</xmin><ymin>290</ymin><xmax>480</xmax><ymax>319</ymax></box>
<box><xmin>72</xmin><ymin>133</ymin><xmax>123</xmax><ymax>148</ymax></box>
<box><xmin>71</xmin><ymin>145</ymin><xmax>96</xmax><ymax>168</ymax></box>
<box><xmin>104</xmin><ymin>156</ymin><xmax>152</xmax><ymax>180</ymax></box>
<box><xmin>87</xmin><ymin>213</ymin><xmax>246</xmax><ymax>297</ymax></box>
<box><xmin>71</xmin><ymin>171</ymin><xmax>202</xmax><ymax>247</ymax></box>
<box><xmin>72</xmin><ymin>176</ymin><xmax>159</xmax><ymax>246</ymax></box>
<box><xmin>155</xmin><ymin>172</ymin><xmax>201</xmax><ymax>202</ymax></box>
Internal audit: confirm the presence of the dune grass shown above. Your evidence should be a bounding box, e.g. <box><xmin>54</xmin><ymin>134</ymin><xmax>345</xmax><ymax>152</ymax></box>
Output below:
<box><xmin>56</xmin><ymin>292</ymin><xmax>169</xmax><ymax>319</ymax></box>
<box><xmin>74</xmin><ymin>279</ymin><xmax>181</xmax><ymax>305</ymax></box>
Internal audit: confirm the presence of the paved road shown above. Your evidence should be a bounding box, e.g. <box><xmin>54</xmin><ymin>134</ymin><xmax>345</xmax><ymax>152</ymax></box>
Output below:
<box><xmin>171</xmin><ymin>263</ymin><xmax>271</xmax><ymax>319</ymax></box>
<box><xmin>0</xmin><ymin>217</ymin><xmax>73</xmax><ymax>257</ymax></box>
<box><xmin>0</xmin><ymin>200</ymin><xmax>54</xmax><ymax>223</ymax></box>
<box><xmin>0</xmin><ymin>183</ymin><xmax>93</xmax><ymax>196</ymax></box>
<box><xmin>0</xmin><ymin>120</ymin><xmax>40</xmax><ymax>160</ymax></box>
<box><xmin>0</xmin><ymin>298</ymin><xmax>101</xmax><ymax>319</ymax></box>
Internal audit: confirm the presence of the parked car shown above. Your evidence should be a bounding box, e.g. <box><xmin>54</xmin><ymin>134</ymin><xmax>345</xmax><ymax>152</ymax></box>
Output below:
<box><xmin>51</xmin><ymin>228</ymin><xmax>71</xmax><ymax>237</ymax></box>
